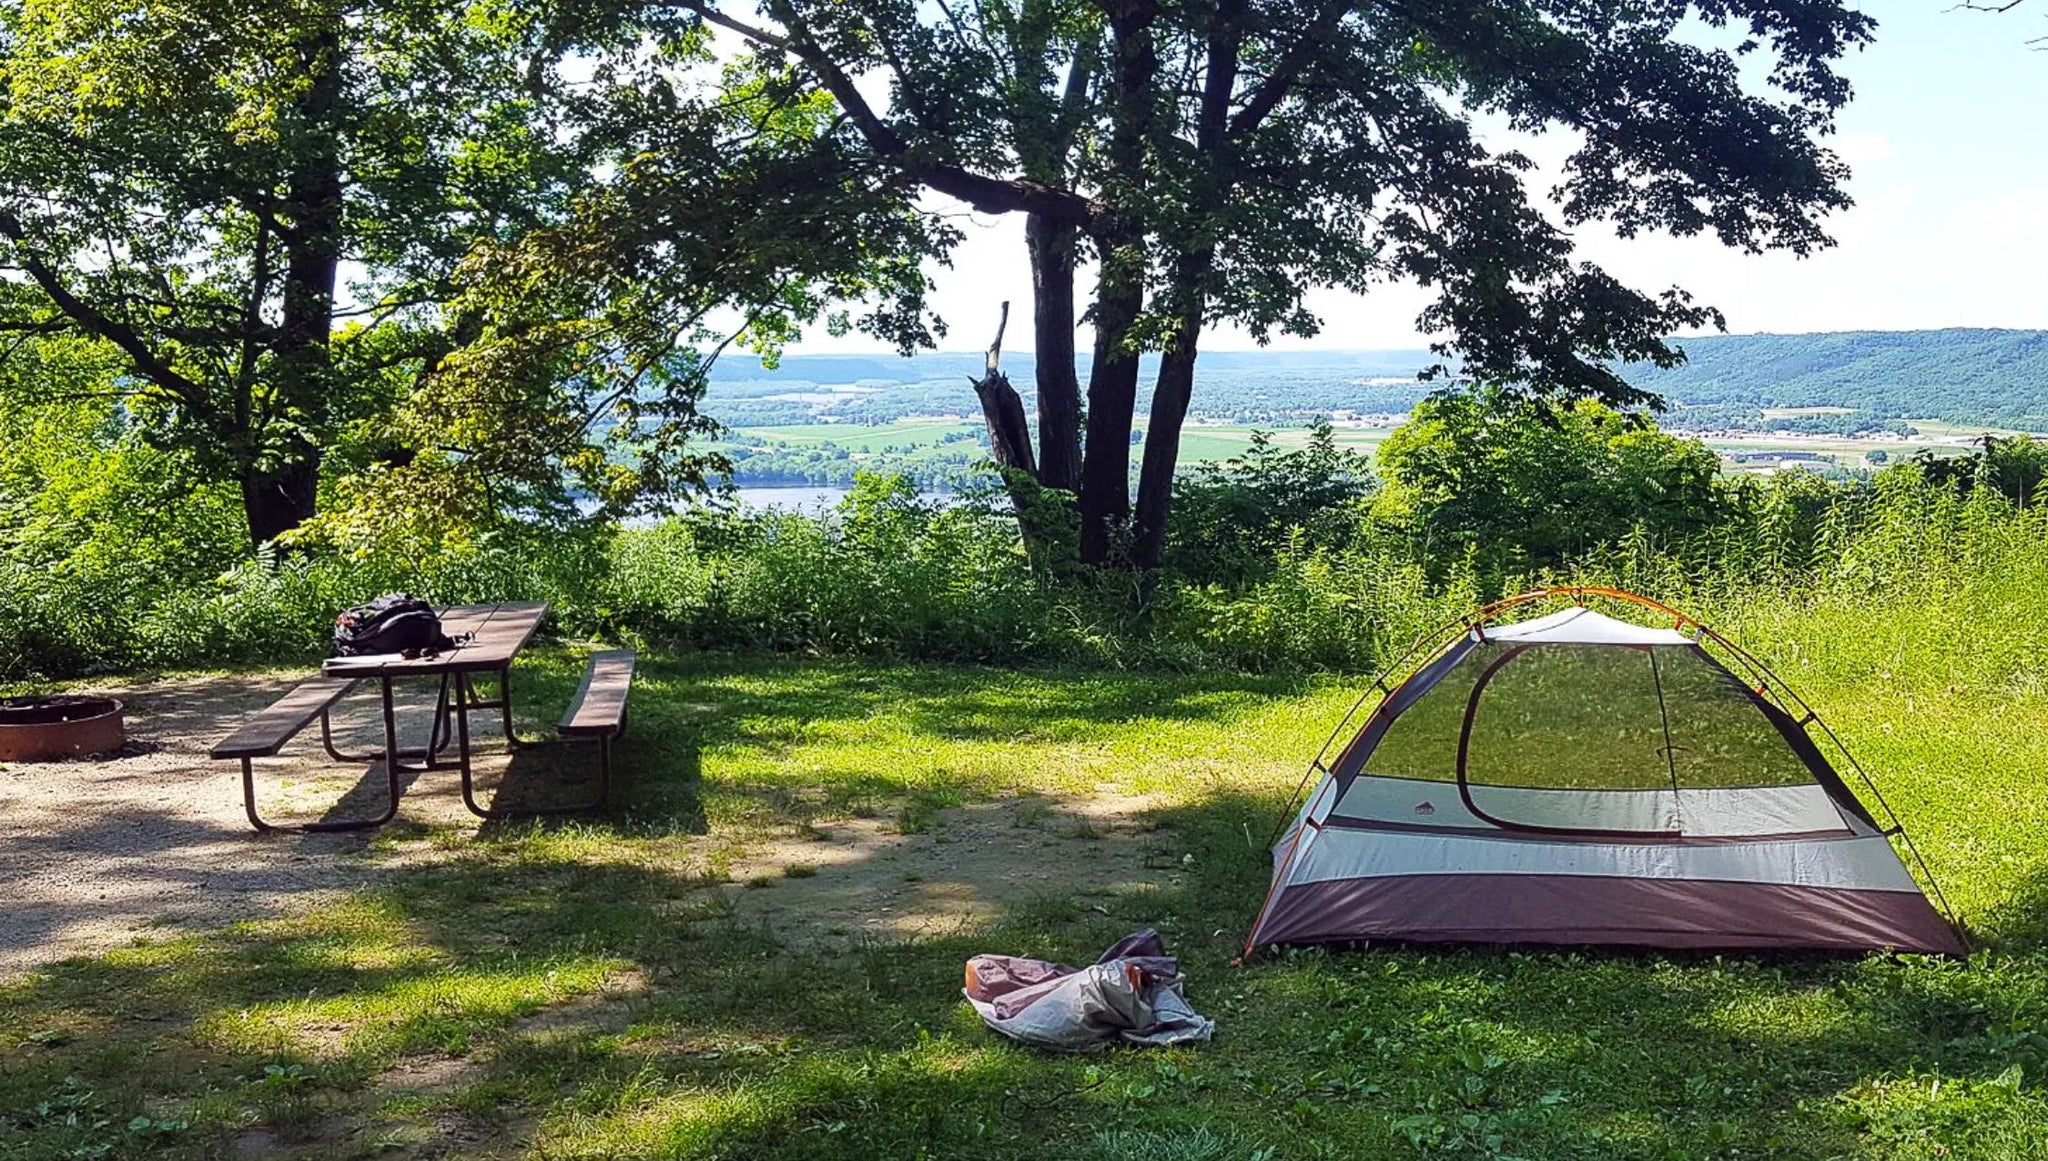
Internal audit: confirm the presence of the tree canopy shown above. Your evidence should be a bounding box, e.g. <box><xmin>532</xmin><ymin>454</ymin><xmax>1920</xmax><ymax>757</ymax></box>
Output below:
<box><xmin>1377</xmin><ymin>392</ymin><xmax>1732</xmax><ymax>572</ymax></box>
<box><xmin>2</xmin><ymin>0</ymin><xmax>1878</xmax><ymax>567</ymax></box>
<box><xmin>671</xmin><ymin>0</ymin><xmax>1874</xmax><ymax>568</ymax></box>
<box><xmin>0</xmin><ymin>0</ymin><xmax>939</xmax><ymax>548</ymax></box>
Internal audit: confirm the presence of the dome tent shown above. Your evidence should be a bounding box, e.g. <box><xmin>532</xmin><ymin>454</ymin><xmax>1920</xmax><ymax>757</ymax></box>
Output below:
<box><xmin>1247</xmin><ymin>588</ymin><xmax>1965</xmax><ymax>955</ymax></box>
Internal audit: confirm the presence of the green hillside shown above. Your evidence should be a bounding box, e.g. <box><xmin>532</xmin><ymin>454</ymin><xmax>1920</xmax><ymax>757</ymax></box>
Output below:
<box><xmin>1625</xmin><ymin>328</ymin><xmax>2048</xmax><ymax>429</ymax></box>
<box><xmin>707</xmin><ymin>330</ymin><xmax>2048</xmax><ymax>432</ymax></box>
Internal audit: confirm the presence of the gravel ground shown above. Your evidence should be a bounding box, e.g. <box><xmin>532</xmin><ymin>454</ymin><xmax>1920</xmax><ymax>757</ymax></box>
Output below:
<box><xmin>1</xmin><ymin>672</ymin><xmax>1180</xmax><ymax>981</ymax></box>
<box><xmin>0</xmin><ymin>674</ymin><xmax>504</xmax><ymax>978</ymax></box>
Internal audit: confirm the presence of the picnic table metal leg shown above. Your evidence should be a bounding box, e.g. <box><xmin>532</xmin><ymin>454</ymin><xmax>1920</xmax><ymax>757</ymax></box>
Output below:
<box><xmin>318</xmin><ymin>708</ymin><xmax>374</xmax><ymax>764</ymax></box>
<box><xmin>318</xmin><ymin>674</ymin><xmax>452</xmax><ymax>765</ymax></box>
<box><xmin>238</xmin><ymin>680</ymin><xmax>405</xmax><ymax>833</ymax></box>
<box><xmin>424</xmin><ymin>672</ymin><xmax>455</xmax><ymax>759</ymax></box>
<box><xmin>459</xmin><ymin>669</ymin><xmax>610</xmax><ymax>819</ymax></box>
<box><xmin>476</xmin><ymin>664</ymin><xmax>553</xmax><ymax>751</ymax></box>
<box><xmin>239</xmin><ymin>755</ymin><xmax>402</xmax><ymax>834</ymax></box>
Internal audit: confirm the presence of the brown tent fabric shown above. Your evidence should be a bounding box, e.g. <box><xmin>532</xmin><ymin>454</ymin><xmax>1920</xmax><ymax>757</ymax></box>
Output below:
<box><xmin>1248</xmin><ymin>592</ymin><xmax>1965</xmax><ymax>956</ymax></box>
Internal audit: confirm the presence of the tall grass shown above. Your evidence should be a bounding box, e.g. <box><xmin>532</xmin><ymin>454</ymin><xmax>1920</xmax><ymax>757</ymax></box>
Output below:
<box><xmin>6</xmin><ymin>465</ymin><xmax>2048</xmax><ymax>690</ymax></box>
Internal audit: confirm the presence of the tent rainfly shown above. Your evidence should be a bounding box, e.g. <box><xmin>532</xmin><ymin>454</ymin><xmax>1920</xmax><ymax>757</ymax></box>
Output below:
<box><xmin>1247</xmin><ymin>588</ymin><xmax>1966</xmax><ymax>956</ymax></box>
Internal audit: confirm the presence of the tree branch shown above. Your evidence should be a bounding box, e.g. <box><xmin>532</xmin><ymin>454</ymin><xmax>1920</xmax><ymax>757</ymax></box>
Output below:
<box><xmin>1228</xmin><ymin>0</ymin><xmax>1352</xmax><ymax>141</ymax></box>
<box><xmin>680</xmin><ymin>0</ymin><xmax>1102</xmax><ymax>225</ymax></box>
<box><xmin>0</xmin><ymin>213</ymin><xmax>212</xmax><ymax>411</ymax></box>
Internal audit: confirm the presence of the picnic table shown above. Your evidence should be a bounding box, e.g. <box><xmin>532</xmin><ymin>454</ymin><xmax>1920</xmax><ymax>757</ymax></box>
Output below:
<box><xmin>211</xmin><ymin>602</ymin><xmax>635</xmax><ymax>833</ymax></box>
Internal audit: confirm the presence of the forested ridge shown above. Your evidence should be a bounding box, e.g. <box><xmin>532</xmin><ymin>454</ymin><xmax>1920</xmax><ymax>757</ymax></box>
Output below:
<box><xmin>1639</xmin><ymin>328</ymin><xmax>2048</xmax><ymax>427</ymax></box>
<box><xmin>705</xmin><ymin>329</ymin><xmax>2048</xmax><ymax>430</ymax></box>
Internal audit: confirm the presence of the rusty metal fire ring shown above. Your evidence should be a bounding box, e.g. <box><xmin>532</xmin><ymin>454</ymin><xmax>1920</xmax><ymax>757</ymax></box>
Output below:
<box><xmin>0</xmin><ymin>695</ymin><xmax>127</xmax><ymax>761</ymax></box>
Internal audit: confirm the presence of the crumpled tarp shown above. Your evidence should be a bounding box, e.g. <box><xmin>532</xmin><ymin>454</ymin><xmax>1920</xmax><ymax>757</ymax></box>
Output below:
<box><xmin>962</xmin><ymin>929</ymin><xmax>1216</xmax><ymax>1052</ymax></box>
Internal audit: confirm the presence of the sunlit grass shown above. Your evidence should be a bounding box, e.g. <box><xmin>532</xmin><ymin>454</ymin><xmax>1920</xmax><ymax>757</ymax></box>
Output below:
<box><xmin>4</xmin><ymin>572</ymin><xmax>2048</xmax><ymax>1157</ymax></box>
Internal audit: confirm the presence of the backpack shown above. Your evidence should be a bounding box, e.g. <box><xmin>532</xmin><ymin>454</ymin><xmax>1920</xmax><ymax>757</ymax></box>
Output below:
<box><xmin>332</xmin><ymin>593</ymin><xmax>455</xmax><ymax>657</ymax></box>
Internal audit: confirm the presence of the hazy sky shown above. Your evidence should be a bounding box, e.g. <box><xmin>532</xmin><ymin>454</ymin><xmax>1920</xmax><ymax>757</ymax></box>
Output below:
<box><xmin>793</xmin><ymin>1</ymin><xmax>2048</xmax><ymax>355</ymax></box>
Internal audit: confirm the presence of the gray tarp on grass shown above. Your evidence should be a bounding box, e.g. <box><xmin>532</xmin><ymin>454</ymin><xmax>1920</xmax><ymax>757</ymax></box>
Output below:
<box><xmin>963</xmin><ymin>930</ymin><xmax>1215</xmax><ymax>1052</ymax></box>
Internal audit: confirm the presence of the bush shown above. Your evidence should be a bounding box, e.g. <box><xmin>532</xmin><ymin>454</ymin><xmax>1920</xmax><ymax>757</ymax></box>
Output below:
<box><xmin>11</xmin><ymin>385</ymin><xmax>2048</xmax><ymax>689</ymax></box>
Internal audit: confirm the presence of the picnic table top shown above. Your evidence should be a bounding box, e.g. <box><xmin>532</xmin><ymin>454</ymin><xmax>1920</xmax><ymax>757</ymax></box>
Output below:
<box><xmin>321</xmin><ymin>601</ymin><xmax>548</xmax><ymax>677</ymax></box>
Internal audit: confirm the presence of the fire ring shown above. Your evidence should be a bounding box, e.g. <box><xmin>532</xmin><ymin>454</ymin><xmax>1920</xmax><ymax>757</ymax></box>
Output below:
<box><xmin>0</xmin><ymin>696</ymin><xmax>127</xmax><ymax>761</ymax></box>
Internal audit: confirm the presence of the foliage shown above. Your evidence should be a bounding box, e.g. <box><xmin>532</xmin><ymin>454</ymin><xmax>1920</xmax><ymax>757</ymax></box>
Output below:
<box><xmin>0</xmin><ymin>369</ymin><xmax>605</xmax><ymax>677</ymax></box>
<box><xmin>1375</xmin><ymin>392</ymin><xmax>1732</xmax><ymax>579</ymax></box>
<box><xmin>13</xmin><ymin>392</ymin><xmax>2048</xmax><ymax>684</ymax></box>
<box><xmin>585</xmin><ymin>0</ymin><xmax>1878</xmax><ymax>569</ymax></box>
<box><xmin>1165</xmin><ymin>421</ymin><xmax>1375</xmax><ymax>588</ymax></box>
<box><xmin>0</xmin><ymin>0</ymin><xmax>943</xmax><ymax>548</ymax></box>
<box><xmin>1909</xmin><ymin>435</ymin><xmax>2048</xmax><ymax>508</ymax></box>
<box><xmin>600</xmin><ymin>473</ymin><xmax>1071</xmax><ymax>663</ymax></box>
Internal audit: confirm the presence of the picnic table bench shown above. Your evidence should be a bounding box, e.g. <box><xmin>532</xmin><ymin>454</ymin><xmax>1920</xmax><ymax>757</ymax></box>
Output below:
<box><xmin>210</xmin><ymin>602</ymin><xmax>634</xmax><ymax>833</ymax></box>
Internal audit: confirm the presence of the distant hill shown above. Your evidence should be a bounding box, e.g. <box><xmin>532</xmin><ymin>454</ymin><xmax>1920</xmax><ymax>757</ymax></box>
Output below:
<box><xmin>702</xmin><ymin>329</ymin><xmax>2048</xmax><ymax>431</ymax></box>
<box><xmin>1626</xmin><ymin>329</ymin><xmax>2048</xmax><ymax>430</ymax></box>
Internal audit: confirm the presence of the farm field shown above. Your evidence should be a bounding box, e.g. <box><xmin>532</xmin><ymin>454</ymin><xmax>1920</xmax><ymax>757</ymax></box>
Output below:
<box><xmin>729</xmin><ymin>420</ymin><xmax>981</xmax><ymax>453</ymax></box>
<box><xmin>717</xmin><ymin>417</ymin><xmax>2011</xmax><ymax>485</ymax></box>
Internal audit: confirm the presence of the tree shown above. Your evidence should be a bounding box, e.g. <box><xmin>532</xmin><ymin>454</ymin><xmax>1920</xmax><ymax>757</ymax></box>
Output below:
<box><xmin>0</xmin><ymin>0</ymin><xmax>938</xmax><ymax>549</ymax></box>
<box><xmin>1909</xmin><ymin>434</ymin><xmax>2048</xmax><ymax>507</ymax></box>
<box><xmin>1165</xmin><ymin>420</ymin><xmax>1376</xmax><ymax>585</ymax></box>
<box><xmin>668</xmin><ymin>0</ymin><xmax>1871</xmax><ymax>571</ymax></box>
<box><xmin>1376</xmin><ymin>391</ymin><xmax>1731</xmax><ymax>573</ymax></box>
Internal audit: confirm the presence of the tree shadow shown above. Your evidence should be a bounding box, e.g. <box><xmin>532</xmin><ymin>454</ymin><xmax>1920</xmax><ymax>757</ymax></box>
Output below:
<box><xmin>8</xmin><ymin>665</ymin><xmax>2045</xmax><ymax>1160</ymax></box>
<box><xmin>639</xmin><ymin>652</ymin><xmax>1314</xmax><ymax>747</ymax></box>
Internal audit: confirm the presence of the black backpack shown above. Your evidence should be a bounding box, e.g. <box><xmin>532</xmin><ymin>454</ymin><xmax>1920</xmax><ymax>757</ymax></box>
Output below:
<box><xmin>332</xmin><ymin>593</ymin><xmax>455</xmax><ymax>657</ymax></box>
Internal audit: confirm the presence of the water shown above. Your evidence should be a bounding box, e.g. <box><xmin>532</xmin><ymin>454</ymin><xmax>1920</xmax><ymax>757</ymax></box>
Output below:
<box><xmin>724</xmin><ymin>484</ymin><xmax>957</xmax><ymax>512</ymax></box>
<box><xmin>728</xmin><ymin>484</ymin><xmax>855</xmax><ymax>512</ymax></box>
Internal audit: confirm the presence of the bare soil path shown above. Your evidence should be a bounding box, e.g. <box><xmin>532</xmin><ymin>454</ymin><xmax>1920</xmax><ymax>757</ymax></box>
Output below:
<box><xmin>0</xmin><ymin>673</ymin><xmax>1173</xmax><ymax>979</ymax></box>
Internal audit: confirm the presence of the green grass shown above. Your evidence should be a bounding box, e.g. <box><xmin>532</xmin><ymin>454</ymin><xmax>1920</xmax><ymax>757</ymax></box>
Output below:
<box><xmin>730</xmin><ymin>420</ymin><xmax>982</xmax><ymax>455</ymax></box>
<box><xmin>1174</xmin><ymin>424</ymin><xmax>1393</xmax><ymax>464</ymax></box>
<box><xmin>3</xmin><ymin>622</ymin><xmax>2047</xmax><ymax>1158</ymax></box>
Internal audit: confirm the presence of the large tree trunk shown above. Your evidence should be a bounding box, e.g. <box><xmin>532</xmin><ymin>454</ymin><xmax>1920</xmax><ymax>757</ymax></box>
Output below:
<box><xmin>241</xmin><ymin>453</ymin><xmax>324</xmax><ymax>548</ymax></box>
<box><xmin>1076</xmin><ymin>2</ymin><xmax>1159</xmax><ymax>567</ymax></box>
<box><xmin>1131</xmin><ymin>5</ymin><xmax>1242</xmax><ymax>573</ymax></box>
<box><xmin>1027</xmin><ymin>212</ymin><xmax>1082</xmax><ymax>492</ymax></box>
<box><xmin>1078</xmin><ymin>270</ymin><xmax>1143</xmax><ymax>565</ymax></box>
<box><xmin>1132</xmin><ymin>254</ymin><xmax>1215</xmax><ymax>571</ymax></box>
<box><xmin>243</xmin><ymin>22</ymin><xmax>345</xmax><ymax>548</ymax></box>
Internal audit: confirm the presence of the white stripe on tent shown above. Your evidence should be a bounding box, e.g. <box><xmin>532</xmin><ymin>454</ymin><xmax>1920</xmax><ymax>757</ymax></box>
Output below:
<box><xmin>1480</xmin><ymin>606</ymin><xmax>1694</xmax><ymax>646</ymax></box>
<box><xmin>1329</xmin><ymin>775</ymin><xmax>1859</xmax><ymax>837</ymax></box>
<box><xmin>1285</xmin><ymin>828</ymin><xmax>1922</xmax><ymax>892</ymax></box>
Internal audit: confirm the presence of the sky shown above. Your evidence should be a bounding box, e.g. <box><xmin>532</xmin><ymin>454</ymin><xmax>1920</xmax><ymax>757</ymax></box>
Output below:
<box><xmin>791</xmin><ymin>1</ymin><xmax>2048</xmax><ymax>356</ymax></box>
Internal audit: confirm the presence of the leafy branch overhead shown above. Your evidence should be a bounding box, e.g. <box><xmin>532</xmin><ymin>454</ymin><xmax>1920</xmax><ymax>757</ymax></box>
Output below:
<box><xmin>0</xmin><ymin>0</ymin><xmax>949</xmax><ymax>549</ymax></box>
<box><xmin>0</xmin><ymin>0</ymin><xmax>1873</xmax><ymax>565</ymax></box>
<box><xmin>666</xmin><ymin>0</ymin><xmax>1871</xmax><ymax>568</ymax></box>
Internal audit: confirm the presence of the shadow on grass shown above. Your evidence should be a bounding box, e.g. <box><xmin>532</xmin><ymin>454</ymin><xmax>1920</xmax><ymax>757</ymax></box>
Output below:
<box><xmin>1971</xmin><ymin>857</ymin><xmax>2048</xmax><ymax>955</ymax></box>
<box><xmin>472</xmin><ymin>732</ymin><xmax>708</xmax><ymax>839</ymax></box>
<box><xmin>6</xmin><ymin>656</ymin><xmax>2045</xmax><ymax>1160</ymax></box>
<box><xmin>636</xmin><ymin>651</ymin><xmax>1316</xmax><ymax>747</ymax></box>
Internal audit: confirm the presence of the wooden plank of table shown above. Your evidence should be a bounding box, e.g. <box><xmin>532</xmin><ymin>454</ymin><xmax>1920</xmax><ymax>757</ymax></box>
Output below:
<box><xmin>455</xmin><ymin>601</ymin><xmax>547</xmax><ymax>669</ymax></box>
<box><xmin>211</xmin><ymin>675</ymin><xmax>357</xmax><ymax>758</ymax></box>
<box><xmin>320</xmin><ymin>602</ymin><xmax>547</xmax><ymax>677</ymax></box>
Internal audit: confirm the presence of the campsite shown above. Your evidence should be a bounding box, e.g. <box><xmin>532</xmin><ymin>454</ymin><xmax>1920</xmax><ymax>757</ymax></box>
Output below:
<box><xmin>5</xmin><ymin>0</ymin><xmax>2048</xmax><ymax>1158</ymax></box>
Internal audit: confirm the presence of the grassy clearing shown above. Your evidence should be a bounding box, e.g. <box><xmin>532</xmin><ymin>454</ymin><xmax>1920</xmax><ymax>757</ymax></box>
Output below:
<box><xmin>728</xmin><ymin>420</ymin><xmax>982</xmax><ymax>454</ymax></box>
<box><xmin>3</xmin><ymin>617</ymin><xmax>2047</xmax><ymax>1158</ymax></box>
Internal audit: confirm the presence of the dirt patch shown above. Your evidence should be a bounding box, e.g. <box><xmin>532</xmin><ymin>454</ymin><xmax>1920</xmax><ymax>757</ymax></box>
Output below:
<box><xmin>1</xmin><ymin>676</ymin><xmax>1185</xmax><ymax>977</ymax></box>
<box><xmin>719</xmin><ymin>793</ymin><xmax>1178</xmax><ymax>947</ymax></box>
<box><xmin>0</xmin><ymin>673</ymin><xmax>519</xmax><ymax>978</ymax></box>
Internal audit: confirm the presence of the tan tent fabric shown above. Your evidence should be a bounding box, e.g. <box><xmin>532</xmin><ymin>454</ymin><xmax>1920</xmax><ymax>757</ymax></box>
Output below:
<box><xmin>1249</xmin><ymin>593</ymin><xmax>1964</xmax><ymax>956</ymax></box>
